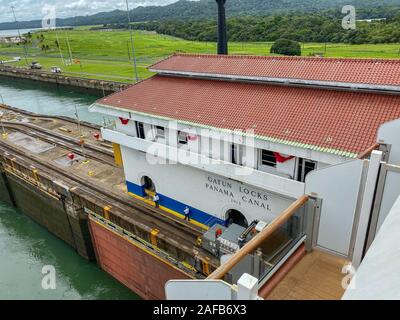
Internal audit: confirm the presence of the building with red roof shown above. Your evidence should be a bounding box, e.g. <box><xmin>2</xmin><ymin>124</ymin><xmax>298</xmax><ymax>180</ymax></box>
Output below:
<box><xmin>90</xmin><ymin>54</ymin><xmax>400</xmax><ymax>230</ymax></box>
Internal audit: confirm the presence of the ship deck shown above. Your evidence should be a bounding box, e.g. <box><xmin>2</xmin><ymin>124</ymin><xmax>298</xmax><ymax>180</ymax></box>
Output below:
<box><xmin>266</xmin><ymin>249</ymin><xmax>348</xmax><ymax>300</ymax></box>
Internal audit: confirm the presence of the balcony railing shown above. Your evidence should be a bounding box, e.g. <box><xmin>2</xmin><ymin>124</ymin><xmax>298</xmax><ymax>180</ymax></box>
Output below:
<box><xmin>207</xmin><ymin>195</ymin><xmax>309</xmax><ymax>284</ymax></box>
<box><xmin>165</xmin><ymin>195</ymin><xmax>310</xmax><ymax>300</ymax></box>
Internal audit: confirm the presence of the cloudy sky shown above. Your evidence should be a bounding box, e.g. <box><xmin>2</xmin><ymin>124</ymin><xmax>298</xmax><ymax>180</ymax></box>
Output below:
<box><xmin>0</xmin><ymin>0</ymin><xmax>184</xmax><ymax>22</ymax></box>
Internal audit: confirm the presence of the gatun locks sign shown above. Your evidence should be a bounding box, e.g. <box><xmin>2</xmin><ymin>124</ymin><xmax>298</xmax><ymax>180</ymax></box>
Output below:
<box><xmin>205</xmin><ymin>176</ymin><xmax>272</xmax><ymax>212</ymax></box>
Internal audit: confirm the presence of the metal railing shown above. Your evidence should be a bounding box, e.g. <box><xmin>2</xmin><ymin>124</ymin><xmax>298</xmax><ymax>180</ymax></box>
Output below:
<box><xmin>207</xmin><ymin>195</ymin><xmax>310</xmax><ymax>280</ymax></box>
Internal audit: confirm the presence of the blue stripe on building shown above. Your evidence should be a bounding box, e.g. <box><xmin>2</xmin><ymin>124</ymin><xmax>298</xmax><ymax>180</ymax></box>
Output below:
<box><xmin>126</xmin><ymin>181</ymin><xmax>226</xmax><ymax>227</ymax></box>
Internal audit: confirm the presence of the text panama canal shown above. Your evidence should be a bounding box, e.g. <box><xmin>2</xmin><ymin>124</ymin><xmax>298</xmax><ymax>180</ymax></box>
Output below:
<box><xmin>205</xmin><ymin>176</ymin><xmax>272</xmax><ymax>211</ymax></box>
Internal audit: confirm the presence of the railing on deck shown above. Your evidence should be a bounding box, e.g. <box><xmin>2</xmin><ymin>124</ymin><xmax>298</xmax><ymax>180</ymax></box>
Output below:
<box><xmin>207</xmin><ymin>195</ymin><xmax>310</xmax><ymax>281</ymax></box>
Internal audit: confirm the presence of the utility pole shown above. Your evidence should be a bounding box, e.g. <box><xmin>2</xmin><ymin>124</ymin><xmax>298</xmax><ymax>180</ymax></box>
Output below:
<box><xmin>10</xmin><ymin>6</ymin><xmax>29</xmax><ymax>66</ymax></box>
<box><xmin>74</xmin><ymin>104</ymin><xmax>82</xmax><ymax>136</ymax></box>
<box><xmin>65</xmin><ymin>32</ymin><xmax>73</xmax><ymax>64</ymax></box>
<box><xmin>75</xmin><ymin>104</ymin><xmax>87</xmax><ymax>161</ymax></box>
<box><xmin>55</xmin><ymin>32</ymin><xmax>65</xmax><ymax>65</ymax></box>
<box><xmin>125</xmin><ymin>0</ymin><xmax>139</xmax><ymax>83</ymax></box>
<box><xmin>127</xmin><ymin>41</ymin><xmax>131</xmax><ymax>61</ymax></box>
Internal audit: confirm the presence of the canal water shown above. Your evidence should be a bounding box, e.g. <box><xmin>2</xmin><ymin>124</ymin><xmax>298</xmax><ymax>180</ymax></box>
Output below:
<box><xmin>0</xmin><ymin>77</ymin><xmax>110</xmax><ymax>125</ymax></box>
<box><xmin>0</xmin><ymin>77</ymin><xmax>139</xmax><ymax>300</ymax></box>
<box><xmin>0</xmin><ymin>28</ymin><xmax>43</xmax><ymax>37</ymax></box>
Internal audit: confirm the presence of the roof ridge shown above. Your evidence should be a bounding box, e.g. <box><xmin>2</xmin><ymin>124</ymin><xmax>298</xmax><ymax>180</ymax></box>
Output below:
<box><xmin>148</xmin><ymin>55</ymin><xmax>175</xmax><ymax>69</ymax></box>
<box><xmin>169</xmin><ymin>53</ymin><xmax>400</xmax><ymax>64</ymax></box>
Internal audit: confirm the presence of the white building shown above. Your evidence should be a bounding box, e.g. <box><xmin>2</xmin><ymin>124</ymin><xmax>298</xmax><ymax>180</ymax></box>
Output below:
<box><xmin>0</xmin><ymin>36</ymin><xmax>26</xmax><ymax>44</ymax></box>
<box><xmin>90</xmin><ymin>54</ymin><xmax>400</xmax><ymax>231</ymax></box>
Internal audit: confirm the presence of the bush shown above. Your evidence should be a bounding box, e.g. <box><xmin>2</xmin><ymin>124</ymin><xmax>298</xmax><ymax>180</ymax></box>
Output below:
<box><xmin>270</xmin><ymin>38</ymin><xmax>302</xmax><ymax>56</ymax></box>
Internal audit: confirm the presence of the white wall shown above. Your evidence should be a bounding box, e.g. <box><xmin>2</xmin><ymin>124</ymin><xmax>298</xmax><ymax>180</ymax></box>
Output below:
<box><xmin>116</xmin><ymin>118</ymin><xmax>299</xmax><ymax>179</ymax></box>
<box><xmin>121</xmin><ymin>146</ymin><xmax>296</xmax><ymax>224</ymax></box>
<box><xmin>104</xmin><ymin>129</ymin><xmax>305</xmax><ymax>199</ymax></box>
<box><xmin>378</xmin><ymin>118</ymin><xmax>400</xmax><ymax>166</ymax></box>
<box><xmin>343</xmin><ymin>196</ymin><xmax>400</xmax><ymax>300</ymax></box>
<box><xmin>376</xmin><ymin>170</ymin><xmax>400</xmax><ymax>231</ymax></box>
<box><xmin>305</xmin><ymin>160</ymin><xmax>365</xmax><ymax>257</ymax></box>
<box><xmin>90</xmin><ymin>104</ymin><xmax>348</xmax><ymax>166</ymax></box>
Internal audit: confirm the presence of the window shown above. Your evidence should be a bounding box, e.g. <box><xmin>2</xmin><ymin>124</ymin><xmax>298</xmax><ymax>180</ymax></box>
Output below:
<box><xmin>178</xmin><ymin>131</ymin><xmax>188</xmax><ymax>145</ymax></box>
<box><xmin>231</xmin><ymin>144</ymin><xmax>244</xmax><ymax>166</ymax></box>
<box><xmin>297</xmin><ymin>158</ymin><xmax>316</xmax><ymax>182</ymax></box>
<box><xmin>155</xmin><ymin>126</ymin><xmax>165</xmax><ymax>139</ymax></box>
<box><xmin>261</xmin><ymin>150</ymin><xmax>277</xmax><ymax>168</ymax></box>
<box><xmin>135</xmin><ymin>122</ymin><xmax>145</xmax><ymax>139</ymax></box>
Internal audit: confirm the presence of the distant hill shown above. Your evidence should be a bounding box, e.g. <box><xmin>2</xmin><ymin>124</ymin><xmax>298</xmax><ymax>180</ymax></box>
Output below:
<box><xmin>1</xmin><ymin>0</ymin><xmax>400</xmax><ymax>30</ymax></box>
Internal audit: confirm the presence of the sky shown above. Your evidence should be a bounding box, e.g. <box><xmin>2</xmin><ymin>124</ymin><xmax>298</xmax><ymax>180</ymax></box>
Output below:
<box><xmin>0</xmin><ymin>0</ymin><xmax>186</xmax><ymax>23</ymax></box>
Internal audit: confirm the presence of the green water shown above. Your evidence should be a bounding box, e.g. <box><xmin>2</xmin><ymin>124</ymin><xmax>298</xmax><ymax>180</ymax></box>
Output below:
<box><xmin>0</xmin><ymin>77</ymin><xmax>111</xmax><ymax>125</ymax></box>
<box><xmin>0</xmin><ymin>77</ymin><xmax>139</xmax><ymax>300</ymax></box>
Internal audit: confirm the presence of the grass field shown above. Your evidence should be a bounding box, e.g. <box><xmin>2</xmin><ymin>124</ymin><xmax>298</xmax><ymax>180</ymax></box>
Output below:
<box><xmin>1</xmin><ymin>28</ymin><xmax>400</xmax><ymax>83</ymax></box>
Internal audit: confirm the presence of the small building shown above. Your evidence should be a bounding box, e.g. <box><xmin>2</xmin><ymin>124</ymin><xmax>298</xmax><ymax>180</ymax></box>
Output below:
<box><xmin>0</xmin><ymin>36</ymin><xmax>26</xmax><ymax>44</ymax></box>
<box><xmin>90</xmin><ymin>54</ymin><xmax>400</xmax><ymax>230</ymax></box>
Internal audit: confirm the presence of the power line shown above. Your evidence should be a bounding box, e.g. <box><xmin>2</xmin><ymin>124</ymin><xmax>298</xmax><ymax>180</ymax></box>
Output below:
<box><xmin>125</xmin><ymin>0</ymin><xmax>139</xmax><ymax>83</ymax></box>
<box><xmin>65</xmin><ymin>32</ymin><xmax>73</xmax><ymax>63</ymax></box>
<box><xmin>55</xmin><ymin>30</ymin><xmax>66</xmax><ymax>65</ymax></box>
<box><xmin>10</xmin><ymin>6</ymin><xmax>29</xmax><ymax>66</ymax></box>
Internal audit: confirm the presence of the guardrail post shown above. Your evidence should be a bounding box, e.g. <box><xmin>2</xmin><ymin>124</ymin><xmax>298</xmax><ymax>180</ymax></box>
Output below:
<box><xmin>305</xmin><ymin>198</ymin><xmax>321</xmax><ymax>252</ymax></box>
<box><xmin>237</xmin><ymin>273</ymin><xmax>260</xmax><ymax>300</ymax></box>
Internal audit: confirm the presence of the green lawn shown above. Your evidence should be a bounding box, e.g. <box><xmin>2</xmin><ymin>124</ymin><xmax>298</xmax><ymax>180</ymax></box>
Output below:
<box><xmin>1</xmin><ymin>29</ymin><xmax>400</xmax><ymax>83</ymax></box>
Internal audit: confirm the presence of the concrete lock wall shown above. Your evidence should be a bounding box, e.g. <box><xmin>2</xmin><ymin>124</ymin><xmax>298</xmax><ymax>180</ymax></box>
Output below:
<box><xmin>121</xmin><ymin>146</ymin><xmax>296</xmax><ymax>227</ymax></box>
<box><xmin>1</xmin><ymin>154</ymin><xmax>200</xmax><ymax>299</ymax></box>
<box><xmin>89</xmin><ymin>217</ymin><xmax>191</xmax><ymax>300</ymax></box>
<box><xmin>0</xmin><ymin>168</ymin><xmax>15</xmax><ymax>206</ymax></box>
<box><xmin>0</xmin><ymin>162</ymin><xmax>94</xmax><ymax>260</ymax></box>
<box><xmin>0</xmin><ymin>66</ymin><xmax>129</xmax><ymax>95</ymax></box>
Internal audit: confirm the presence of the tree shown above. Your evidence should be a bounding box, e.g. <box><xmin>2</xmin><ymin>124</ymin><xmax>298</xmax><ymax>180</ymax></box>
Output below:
<box><xmin>41</xmin><ymin>44</ymin><xmax>50</xmax><ymax>53</ymax></box>
<box><xmin>270</xmin><ymin>38</ymin><xmax>302</xmax><ymax>56</ymax></box>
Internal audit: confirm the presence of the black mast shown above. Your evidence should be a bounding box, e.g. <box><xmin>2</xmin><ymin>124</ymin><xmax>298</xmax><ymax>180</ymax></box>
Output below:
<box><xmin>216</xmin><ymin>0</ymin><xmax>228</xmax><ymax>55</ymax></box>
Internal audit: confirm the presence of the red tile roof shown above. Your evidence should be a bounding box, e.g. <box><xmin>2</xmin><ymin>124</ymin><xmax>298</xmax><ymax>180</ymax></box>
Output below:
<box><xmin>96</xmin><ymin>75</ymin><xmax>400</xmax><ymax>157</ymax></box>
<box><xmin>150</xmin><ymin>54</ymin><xmax>400</xmax><ymax>89</ymax></box>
